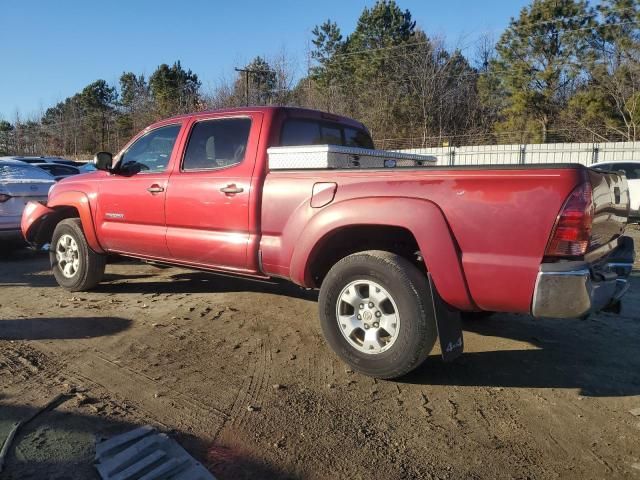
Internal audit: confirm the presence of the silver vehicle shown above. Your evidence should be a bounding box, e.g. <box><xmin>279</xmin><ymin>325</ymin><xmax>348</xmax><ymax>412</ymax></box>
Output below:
<box><xmin>2</xmin><ymin>155</ymin><xmax>81</xmax><ymax>167</ymax></box>
<box><xmin>32</xmin><ymin>162</ymin><xmax>80</xmax><ymax>181</ymax></box>
<box><xmin>0</xmin><ymin>159</ymin><xmax>55</xmax><ymax>242</ymax></box>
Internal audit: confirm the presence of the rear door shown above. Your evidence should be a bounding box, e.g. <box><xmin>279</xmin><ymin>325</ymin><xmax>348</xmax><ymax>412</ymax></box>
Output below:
<box><xmin>96</xmin><ymin>123</ymin><xmax>184</xmax><ymax>258</ymax></box>
<box><xmin>164</xmin><ymin>113</ymin><xmax>261</xmax><ymax>271</ymax></box>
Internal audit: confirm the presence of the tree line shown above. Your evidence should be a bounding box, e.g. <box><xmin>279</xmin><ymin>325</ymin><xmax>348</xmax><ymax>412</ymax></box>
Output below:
<box><xmin>1</xmin><ymin>0</ymin><xmax>638</xmax><ymax>157</ymax></box>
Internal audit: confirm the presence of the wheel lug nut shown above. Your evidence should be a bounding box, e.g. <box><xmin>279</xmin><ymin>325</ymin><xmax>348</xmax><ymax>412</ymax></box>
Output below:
<box><xmin>373</xmin><ymin>322</ymin><xmax>379</xmax><ymax>328</ymax></box>
<box><xmin>357</xmin><ymin>314</ymin><xmax>362</xmax><ymax>320</ymax></box>
<box><xmin>364</xmin><ymin>324</ymin><xmax>370</xmax><ymax>330</ymax></box>
<box><xmin>359</xmin><ymin>304</ymin><xmax>364</xmax><ymax>309</ymax></box>
<box><xmin>368</xmin><ymin>302</ymin><xmax>374</xmax><ymax>308</ymax></box>
<box><xmin>375</xmin><ymin>311</ymin><xmax>381</xmax><ymax>318</ymax></box>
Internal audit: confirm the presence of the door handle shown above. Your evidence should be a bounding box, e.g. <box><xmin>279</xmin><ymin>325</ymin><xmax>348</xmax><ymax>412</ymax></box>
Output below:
<box><xmin>147</xmin><ymin>185</ymin><xmax>165</xmax><ymax>194</ymax></box>
<box><xmin>220</xmin><ymin>184</ymin><xmax>244</xmax><ymax>195</ymax></box>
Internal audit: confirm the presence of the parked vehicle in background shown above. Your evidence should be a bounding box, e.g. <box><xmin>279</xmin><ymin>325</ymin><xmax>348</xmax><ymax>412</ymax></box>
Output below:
<box><xmin>32</xmin><ymin>162</ymin><xmax>80</xmax><ymax>181</ymax></box>
<box><xmin>21</xmin><ymin>107</ymin><xmax>635</xmax><ymax>379</ymax></box>
<box><xmin>78</xmin><ymin>163</ymin><xmax>97</xmax><ymax>173</ymax></box>
<box><xmin>1</xmin><ymin>159</ymin><xmax>55</xmax><ymax>244</ymax></box>
<box><xmin>592</xmin><ymin>161</ymin><xmax>640</xmax><ymax>221</ymax></box>
<box><xmin>4</xmin><ymin>156</ymin><xmax>81</xmax><ymax>167</ymax></box>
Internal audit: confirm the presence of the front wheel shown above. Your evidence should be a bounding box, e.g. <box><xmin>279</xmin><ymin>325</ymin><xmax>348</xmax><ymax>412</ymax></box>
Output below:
<box><xmin>51</xmin><ymin>218</ymin><xmax>106</xmax><ymax>291</ymax></box>
<box><xmin>318</xmin><ymin>250</ymin><xmax>437</xmax><ymax>379</ymax></box>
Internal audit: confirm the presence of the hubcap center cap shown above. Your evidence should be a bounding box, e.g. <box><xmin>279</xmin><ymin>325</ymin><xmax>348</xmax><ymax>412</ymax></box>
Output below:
<box><xmin>362</xmin><ymin>310</ymin><xmax>373</xmax><ymax>322</ymax></box>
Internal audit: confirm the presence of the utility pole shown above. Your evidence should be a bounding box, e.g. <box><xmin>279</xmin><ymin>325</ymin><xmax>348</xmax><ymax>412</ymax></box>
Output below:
<box><xmin>234</xmin><ymin>67</ymin><xmax>276</xmax><ymax>107</ymax></box>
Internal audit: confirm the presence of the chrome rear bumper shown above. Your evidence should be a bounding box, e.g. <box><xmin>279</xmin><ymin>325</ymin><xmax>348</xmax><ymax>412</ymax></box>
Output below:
<box><xmin>532</xmin><ymin>236</ymin><xmax>634</xmax><ymax>318</ymax></box>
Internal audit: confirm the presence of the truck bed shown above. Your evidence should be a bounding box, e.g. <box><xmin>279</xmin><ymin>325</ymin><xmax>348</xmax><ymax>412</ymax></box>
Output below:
<box><xmin>260</xmin><ymin>163</ymin><xmax>628</xmax><ymax>313</ymax></box>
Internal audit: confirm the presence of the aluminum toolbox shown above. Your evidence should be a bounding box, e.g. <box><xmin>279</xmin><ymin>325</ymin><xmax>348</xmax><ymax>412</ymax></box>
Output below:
<box><xmin>267</xmin><ymin>144</ymin><xmax>437</xmax><ymax>170</ymax></box>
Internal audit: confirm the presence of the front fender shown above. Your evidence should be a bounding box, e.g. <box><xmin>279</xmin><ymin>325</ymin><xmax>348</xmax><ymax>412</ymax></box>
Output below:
<box><xmin>21</xmin><ymin>191</ymin><xmax>104</xmax><ymax>253</ymax></box>
<box><xmin>289</xmin><ymin>197</ymin><xmax>475</xmax><ymax>311</ymax></box>
<box><xmin>21</xmin><ymin>201</ymin><xmax>55</xmax><ymax>245</ymax></box>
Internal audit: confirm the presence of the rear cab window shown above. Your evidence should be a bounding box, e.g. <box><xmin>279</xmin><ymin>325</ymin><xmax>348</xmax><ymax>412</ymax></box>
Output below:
<box><xmin>280</xmin><ymin>119</ymin><xmax>374</xmax><ymax>149</ymax></box>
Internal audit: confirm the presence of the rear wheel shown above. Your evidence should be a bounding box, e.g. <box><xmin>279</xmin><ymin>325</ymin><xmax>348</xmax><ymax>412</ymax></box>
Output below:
<box><xmin>51</xmin><ymin>218</ymin><xmax>106</xmax><ymax>291</ymax></box>
<box><xmin>318</xmin><ymin>250</ymin><xmax>437</xmax><ymax>379</ymax></box>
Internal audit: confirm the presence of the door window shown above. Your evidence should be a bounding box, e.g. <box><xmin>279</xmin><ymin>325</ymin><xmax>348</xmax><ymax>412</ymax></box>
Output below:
<box><xmin>118</xmin><ymin>124</ymin><xmax>181</xmax><ymax>174</ymax></box>
<box><xmin>182</xmin><ymin>118</ymin><xmax>252</xmax><ymax>171</ymax></box>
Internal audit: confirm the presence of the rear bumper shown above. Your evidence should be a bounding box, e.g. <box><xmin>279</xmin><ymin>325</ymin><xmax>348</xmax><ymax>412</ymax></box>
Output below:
<box><xmin>532</xmin><ymin>236</ymin><xmax>635</xmax><ymax>318</ymax></box>
<box><xmin>0</xmin><ymin>216</ymin><xmax>22</xmax><ymax>241</ymax></box>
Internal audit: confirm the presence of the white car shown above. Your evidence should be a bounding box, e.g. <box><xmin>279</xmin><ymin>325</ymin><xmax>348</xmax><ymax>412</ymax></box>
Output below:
<box><xmin>592</xmin><ymin>161</ymin><xmax>640</xmax><ymax>222</ymax></box>
<box><xmin>0</xmin><ymin>159</ymin><xmax>55</xmax><ymax>243</ymax></box>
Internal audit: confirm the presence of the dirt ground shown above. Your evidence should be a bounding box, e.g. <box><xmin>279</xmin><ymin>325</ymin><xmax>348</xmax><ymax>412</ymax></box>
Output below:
<box><xmin>1</xmin><ymin>228</ymin><xmax>639</xmax><ymax>480</ymax></box>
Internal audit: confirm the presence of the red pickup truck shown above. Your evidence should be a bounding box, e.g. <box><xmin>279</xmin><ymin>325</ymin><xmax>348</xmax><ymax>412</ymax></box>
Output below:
<box><xmin>22</xmin><ymin>106</ymin><xmax>635</xmax><ymax>379</ymax></box>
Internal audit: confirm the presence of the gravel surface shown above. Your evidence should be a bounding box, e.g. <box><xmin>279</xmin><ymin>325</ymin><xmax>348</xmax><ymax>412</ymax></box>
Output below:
<box><xmin>0</xmin><ymin>226</ymin><xmax>639</xmax><ymax>479</ymax></box>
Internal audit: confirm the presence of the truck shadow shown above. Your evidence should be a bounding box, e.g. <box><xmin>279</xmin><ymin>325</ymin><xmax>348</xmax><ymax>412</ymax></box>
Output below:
<box><xmin>401</xmin><ymin>311</ymin><xmax>640</xmax><ymax>397</ymax></box>
<box><xmin>0</xmin><ymin>403</ymin><xmax>293</xmax><ymax>480</ymax></box>
<box><xmin>0</xmin><ymin>317</ymin><xmax>132</xmax><ymax>340</ymax></box>
<box><xmin>97</xmin><ymin>271</ymin><xmax>319</xmax><ymax>301</ymax></box>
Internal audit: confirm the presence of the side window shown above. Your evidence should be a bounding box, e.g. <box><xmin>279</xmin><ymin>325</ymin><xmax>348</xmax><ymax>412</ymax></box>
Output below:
<box><xmin>617</xmin><ymin>163</ymin><xmax>640</xmax><ymax>180</ymax></box>
<box><xmin>182</xmin><ymin>118</ymin><xmax>252</xmax><ymax>171</ymax></box>
<box><xmin>119</xmin><ymin>124</ymin><xmax>181</xmax><ymax>173</ymax></box>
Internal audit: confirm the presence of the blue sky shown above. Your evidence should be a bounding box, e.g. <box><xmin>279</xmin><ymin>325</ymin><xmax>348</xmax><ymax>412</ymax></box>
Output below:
<box><xmin>0</xmin><ymin>0</ymin><xmax>530</xmax><ymax>120</ymax></box>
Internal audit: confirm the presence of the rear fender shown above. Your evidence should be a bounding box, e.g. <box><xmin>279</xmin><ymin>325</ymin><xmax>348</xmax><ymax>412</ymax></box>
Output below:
<box><xmin>21</xmin><ymin>191</ymin><xmax>104</xmax><ymax>253</ymax></box>
<box><xmin>290</xmin><ymin>197</ymin><xmax>475</xmax><ymax>311</ymax></box>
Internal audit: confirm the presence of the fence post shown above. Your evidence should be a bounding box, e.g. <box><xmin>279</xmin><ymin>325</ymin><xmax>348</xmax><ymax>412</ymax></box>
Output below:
<box><xmin>519</xmin><ymin>145</ymin><xmax>526</xmax><ymax>164</ymax></box>
<box><xmin>449</xmin><ymin>147</ymin><xmax>456</xmax><ymax>166</ymax></box>
<box><xmin>591</xmin><ymin>144</ymin><xmax>599</xmax><ymax>165</ymax></box>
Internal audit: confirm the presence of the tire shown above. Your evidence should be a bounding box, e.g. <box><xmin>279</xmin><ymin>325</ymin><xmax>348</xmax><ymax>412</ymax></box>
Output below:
<box><xmin>50</xmin><ymin>218</ymin><xmax>106</xmax><ymax>291</ymax></box>
<box><xmin>318</xmin><ymin>250</ymin><xmax>437</xmax><ymax>379</ymax></box>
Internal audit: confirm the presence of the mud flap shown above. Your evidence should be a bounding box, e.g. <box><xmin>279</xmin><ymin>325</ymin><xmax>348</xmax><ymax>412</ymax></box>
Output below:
<box><xmin>428</xmin><ymin>273</ymin><xmax>464</xmax><ymax>362</ymax></box>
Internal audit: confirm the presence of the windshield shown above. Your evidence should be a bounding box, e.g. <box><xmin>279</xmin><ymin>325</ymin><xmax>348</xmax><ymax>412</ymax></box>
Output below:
<box><xmin>0</xmin><ymin>163</ymin><xmax>55</xmax><ymax>181</ymax></box>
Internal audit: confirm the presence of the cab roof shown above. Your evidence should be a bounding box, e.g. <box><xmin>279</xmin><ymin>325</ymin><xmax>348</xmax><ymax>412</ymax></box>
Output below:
<box><xmin>160</xmin><ymin>106</ymin><xmax>367</xmax><ymax>130</ymax></box>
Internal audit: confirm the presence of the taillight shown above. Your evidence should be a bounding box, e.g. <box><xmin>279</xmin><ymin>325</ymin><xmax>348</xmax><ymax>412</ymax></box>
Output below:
<box><xmin>0</xmin><ymin>193</ymin><xmax>11</xmax><ymax>203</ymax></box>
<box><xmin>545</xmin><ymin>182</ymin><xmax>594</xmax><ymax>257</ymax></box>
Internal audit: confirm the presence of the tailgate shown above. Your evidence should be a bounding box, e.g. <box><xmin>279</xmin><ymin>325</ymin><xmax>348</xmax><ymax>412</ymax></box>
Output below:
<box><xmin>588</xmin><ymin>168</ymin><xmax>629</xmax><ymax>251</ymax></box>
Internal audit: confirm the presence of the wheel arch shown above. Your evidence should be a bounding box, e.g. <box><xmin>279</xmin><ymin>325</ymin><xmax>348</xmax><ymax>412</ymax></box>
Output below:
<box><xmin>290</xmin><ymin>197</ymin><xmax>476</xmax><ymax>311</ymax></box>
<box><xmin>32</xmin><ymin>191</ymin><xmax>103</xmax><ymax>253</ymax></box>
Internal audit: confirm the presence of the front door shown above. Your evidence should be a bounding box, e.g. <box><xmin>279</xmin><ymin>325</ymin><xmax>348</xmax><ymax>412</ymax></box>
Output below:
<box><xmin>96</xmin><ymin>123</ymin><xmax>183</xmax><ymax>258</ymax></box>
<box><xmin>164</xmin><ymin>115</ymin><xmax>260</xmax><ymax>271</ymax></box>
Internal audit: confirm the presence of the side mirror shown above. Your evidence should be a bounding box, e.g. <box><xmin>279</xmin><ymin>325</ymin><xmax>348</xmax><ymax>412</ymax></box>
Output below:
<box><xmin>94</xmin><ymin>151</ymin><xmax>113</xmax><ymax>171</ymax></box>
